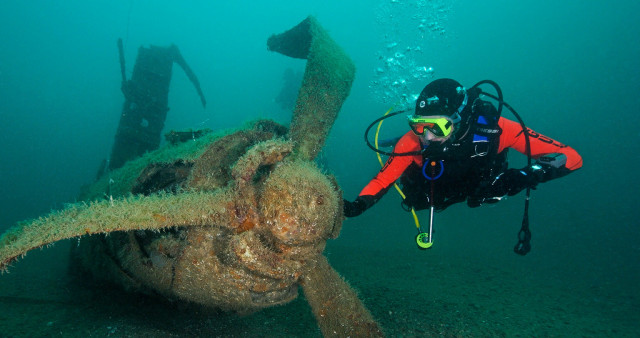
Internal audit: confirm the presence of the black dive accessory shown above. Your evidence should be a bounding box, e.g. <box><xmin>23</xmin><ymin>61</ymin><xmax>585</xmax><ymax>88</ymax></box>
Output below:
<box><xmin>538</xmin><ymin>152</ymin><xmax>567</xmax><ymax>168</ymax></box>
<box><xmin>364</xmin><ymin>80</ymin><xmax>535</xmax><ymax>255</ymax></box>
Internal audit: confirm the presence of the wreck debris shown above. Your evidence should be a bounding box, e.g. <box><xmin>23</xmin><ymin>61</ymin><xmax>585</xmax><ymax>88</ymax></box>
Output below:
<box><xmin>1</xmin><ymin>16</ymin><xmax>381</xmax><ymax>337</ymax></box>
<box><xmin>275</xmin><ymin>68</ymin><xmax>303</xmax><ymax>111</ymax></box>
<box><xmin>164</xmin><ymin>128</ymin><xmax>212</xmax><ymax>145</ymax></box>
<box><xmin>110</xmin><ymin>41</ymin><xmax>207</xmax><ymax>170</ymax></box>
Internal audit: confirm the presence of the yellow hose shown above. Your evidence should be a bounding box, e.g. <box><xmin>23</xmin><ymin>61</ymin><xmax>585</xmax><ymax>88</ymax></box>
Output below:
<box><xmin>375</xmin><ymin>108</ymin><xmax>421</xmax><ymax>230</ymax></box>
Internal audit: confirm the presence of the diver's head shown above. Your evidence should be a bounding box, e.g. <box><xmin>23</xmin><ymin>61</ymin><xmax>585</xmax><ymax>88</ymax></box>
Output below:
<box><xmin>409</xmin><ymin>78</ymin><xmax>469</xmax><ymax>144</ymax></box>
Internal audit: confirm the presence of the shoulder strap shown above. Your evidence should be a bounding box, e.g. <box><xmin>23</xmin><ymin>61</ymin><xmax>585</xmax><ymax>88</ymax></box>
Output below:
<box><xmin>467</xmin><ymin>99</ymin><xmax>502</xmax><ymax>158</ymax></box>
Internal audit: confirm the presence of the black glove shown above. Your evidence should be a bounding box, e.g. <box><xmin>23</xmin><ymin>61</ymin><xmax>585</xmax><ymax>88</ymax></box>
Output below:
<box><xmin>503</xmin><ymin>166</ymin><xmax>544</xmax><ymax>196</ymax></box>
<box><xmin>468</xmin><ymin>166</ymin><xmax>543</xmax><ymax>207</ymax></box>
<box><xmin>469</xmin><ymin>153</ymin><xmax>573</xmax><ymax>208</ymax></box>
<box><xmin>506</xmin><ymin>153</ymin><xmax>572</xmax><ymax>193</ymax></box>
<box><xmin>343</xmin><ymin>196</ymin><xmax>376</xmax><ymax>218</ymax></box>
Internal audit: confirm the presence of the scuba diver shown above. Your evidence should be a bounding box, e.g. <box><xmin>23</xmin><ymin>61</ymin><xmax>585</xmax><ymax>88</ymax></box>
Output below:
<box><xmin>343</xmin><ymin>78</ymin><xmax>583</xmax><ymax>253</ymax></box>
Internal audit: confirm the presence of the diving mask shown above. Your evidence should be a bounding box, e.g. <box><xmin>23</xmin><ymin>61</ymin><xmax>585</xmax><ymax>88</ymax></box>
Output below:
<box><xmin>408</xmin><ymin>115</ymin><xmax>455</xmax><ymax>138</ymax></box>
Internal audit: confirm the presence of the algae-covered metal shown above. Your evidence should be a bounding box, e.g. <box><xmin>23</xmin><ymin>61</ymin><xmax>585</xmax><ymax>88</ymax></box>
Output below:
<box><xmin>0</xmin><ymin>16</ymin><xmax>383</xmax><ymax>337</ymax></box>
<box><xmin>111</xmin><ymin>42</ymin><xmax>206</xmax><ymax>171</ymax></box>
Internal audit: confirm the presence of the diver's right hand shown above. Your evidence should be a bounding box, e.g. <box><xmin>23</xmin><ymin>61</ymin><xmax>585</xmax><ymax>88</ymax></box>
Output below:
<box><xmin>343</xmin><ymin>199</ymin><xmax>360</xmax><ymax>217</ymax></box>
<box><xmin>343</xmin><ymin>196</ymin><xmax>375</xmax><ymax>218</ymax></box>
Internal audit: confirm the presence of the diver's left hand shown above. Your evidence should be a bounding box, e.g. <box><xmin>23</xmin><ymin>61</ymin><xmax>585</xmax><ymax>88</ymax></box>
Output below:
<box><xmin>504</xmin><ymin>167</ymin><xmax>543</xmax><ymax>195</ymax></box>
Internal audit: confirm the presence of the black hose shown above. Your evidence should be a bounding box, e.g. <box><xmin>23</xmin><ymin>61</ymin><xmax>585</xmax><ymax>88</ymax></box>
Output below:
<box><xmin>471</xmin><ymin>80</ymin><xmax>533</xmax><ymax>255</ymax></box>
<box><xmin>471</xmin><ymin>80</ymin><xmax>504</xmax><ymax>117</ymax></box>
<box><xmin>363</xmin><ymin>109</ymin><xmax>423</xmax><ymax>157</ymax></box>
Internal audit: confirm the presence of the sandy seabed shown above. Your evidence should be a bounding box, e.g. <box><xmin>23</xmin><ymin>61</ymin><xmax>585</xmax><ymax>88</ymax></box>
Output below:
<box><xmin>0</xmin><ymin>240</ymin><xmax>637</xmax><ymax>337</ymax></box>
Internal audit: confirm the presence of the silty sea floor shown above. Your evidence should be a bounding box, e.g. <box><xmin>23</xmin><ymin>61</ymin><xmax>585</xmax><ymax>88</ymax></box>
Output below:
<box><xmin>0</xmin><ymin>240</ymin><xmax>637</xmax><ymax>337</ymax></box>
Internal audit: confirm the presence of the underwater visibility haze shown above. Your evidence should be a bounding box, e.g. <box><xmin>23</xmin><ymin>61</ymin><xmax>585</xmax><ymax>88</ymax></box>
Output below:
<box><xmin>1</xmin><ymin>0</ymin><xmax>639</xmax><ymax>336</ymax></box>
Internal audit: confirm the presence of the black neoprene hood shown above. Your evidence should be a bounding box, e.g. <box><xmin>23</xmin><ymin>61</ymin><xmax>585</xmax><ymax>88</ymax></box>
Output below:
<box><xmin>415</xmin><ymin>78</ymin><xmax>465</xmax><ymax>118</ymax></box>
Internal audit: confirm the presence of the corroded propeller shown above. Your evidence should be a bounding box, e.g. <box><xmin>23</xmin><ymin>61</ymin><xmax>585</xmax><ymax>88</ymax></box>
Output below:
<box><xmin>268</xmin><ymin>16</ymin><xmax>356</xmax><ymax>161</ymax></box>
<box><xmin>0</xmin><ymin>16</ymin><xmax>382</xmax><ymax>337</ymax></box>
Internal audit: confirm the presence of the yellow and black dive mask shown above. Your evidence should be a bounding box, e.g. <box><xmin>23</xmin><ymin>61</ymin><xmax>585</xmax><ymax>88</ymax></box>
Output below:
<box><xmin>408</xmin><ymin>115</ymin><xmax>455</xmax><ymax>138</ymax></box>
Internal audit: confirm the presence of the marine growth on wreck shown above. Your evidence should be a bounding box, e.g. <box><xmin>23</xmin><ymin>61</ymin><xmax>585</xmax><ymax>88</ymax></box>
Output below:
<box><xmin>0</xmin><ymin>16</ymin><xmax>383</xmax><ymax>337</ymax></box>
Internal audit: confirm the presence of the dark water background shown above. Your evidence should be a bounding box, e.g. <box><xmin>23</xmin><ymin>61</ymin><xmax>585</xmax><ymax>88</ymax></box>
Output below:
<box><xmin>1</xmin><ymin>0</ymin><xmax>639</xmax><ymax>336</ymax></box>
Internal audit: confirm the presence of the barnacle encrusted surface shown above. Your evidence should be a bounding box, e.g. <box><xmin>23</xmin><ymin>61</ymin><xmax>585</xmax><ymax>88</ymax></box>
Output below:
<box><xmin>0</xmin><ymin>15</ymin><xmax>382</xmax><ymax>337</ymax></box>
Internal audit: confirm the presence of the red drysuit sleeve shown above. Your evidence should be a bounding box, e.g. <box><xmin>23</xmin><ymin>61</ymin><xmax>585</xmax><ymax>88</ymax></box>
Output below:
<box><xmin>358</xmin><ymin>131</ymin><xmax>422</xmax><ymax>197</ymax></box>
<box><xmin>498</xmin><ymin>117</ymin><xmax>583</xmax><ymax>170</ymax></box>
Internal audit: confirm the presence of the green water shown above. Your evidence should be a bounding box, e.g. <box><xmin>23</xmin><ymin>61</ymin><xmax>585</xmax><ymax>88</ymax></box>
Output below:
<box><xmin>1</xmin><ymin>0</ymin><xmax>638</xmax><ymax>336</ymax></box>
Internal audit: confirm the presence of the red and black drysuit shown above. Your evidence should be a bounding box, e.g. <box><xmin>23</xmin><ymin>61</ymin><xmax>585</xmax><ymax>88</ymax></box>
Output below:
<box><xmin>344</xmin><ymin>103</ymin><xmax>582</xmax><ymax>217</ymax></box>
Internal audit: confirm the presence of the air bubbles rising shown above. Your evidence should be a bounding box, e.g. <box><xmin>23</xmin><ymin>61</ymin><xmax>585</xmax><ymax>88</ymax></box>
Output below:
<box><xmin>371</xmin><ymin>0</ymin><xmax>452</xmax><ymax>107</ymax></box>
